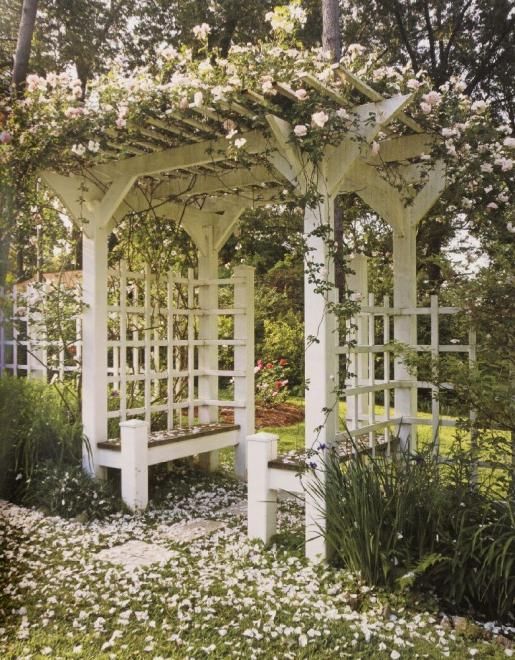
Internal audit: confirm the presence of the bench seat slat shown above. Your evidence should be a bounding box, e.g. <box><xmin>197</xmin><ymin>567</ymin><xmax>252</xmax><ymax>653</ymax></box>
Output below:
<box><xmin>97</xmin><ymin>422</ymin><xmax>240</xmax><ymax>451</ymax></box>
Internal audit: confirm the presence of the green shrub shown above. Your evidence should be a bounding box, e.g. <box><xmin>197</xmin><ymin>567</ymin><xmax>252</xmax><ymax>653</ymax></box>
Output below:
<box><xmin>255</xmin><ymin>358</ymin><xmax>290</xmax><ymax>407</ymax></box>
<box><xmin>262</xmin><ymin>313</ymin><xmax>304</xmax><ymax>390</ymax></box>
<box><xmin>0</xmin><ymin>375</ymin><xmax>83</xmax><ymax>501</ymax></box>
<box><xmin>24</xmin><ymin>462</ymin><xmax>126</xmax><ymax>520</ymax></box>
<box><xmin>311</xmin><ymin>442</ymin><xmax>515</xmax><ymax>621</ymax></box>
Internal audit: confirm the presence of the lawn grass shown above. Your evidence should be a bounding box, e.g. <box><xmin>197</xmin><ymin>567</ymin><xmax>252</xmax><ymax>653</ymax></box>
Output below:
<box><xmin>0</xmin><ymin>467</ymin><xmax>511</xmax><ymax>659</ymax></box>
<box><xmin>262</xmin><ymin>398</ymin><xmax>509</xmax><ymax>463</ymax></box>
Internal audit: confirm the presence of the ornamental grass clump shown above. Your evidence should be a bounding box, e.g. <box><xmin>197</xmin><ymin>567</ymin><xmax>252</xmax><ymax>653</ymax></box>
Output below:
<box><xmin>0</xmin><ymin>375</ymin><xmax>83</xmax><ymax>501</ymax></box>
<box><xmin>311</xmin><ymin>440</ymin><xmax>515</xmax><ymax>621</ymax></box>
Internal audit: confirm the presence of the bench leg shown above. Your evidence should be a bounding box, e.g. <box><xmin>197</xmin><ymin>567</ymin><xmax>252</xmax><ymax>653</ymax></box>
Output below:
<box><xmin>198</xmin><ymin>449</ymin><xmax>219</xmax><ymax>472</ymax></box>
<box><xmin>247</xmin><ymin>433</ymin><xmax>278</xmax><ymax>544</ymax></box>
<box><xmin>120</xmin><ymin>420</ymin><xmax>148</xmax><ymax>510</ymax></box>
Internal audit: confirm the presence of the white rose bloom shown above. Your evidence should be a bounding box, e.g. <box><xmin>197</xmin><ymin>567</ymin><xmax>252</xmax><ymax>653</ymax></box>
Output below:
<box><xmin>293</xmin><ymin>124</ymin><xmax>308</xmax><ymax>137</ymax></box>
<box><xmin>422</xmin><ymin>90</ymin><xmax>441</xmax><ymax>106</ymax></box>
<box><xmin>71</xmin><ymin>144</ymin><xmax>86</xmax><ymax>156</ymax></box>
<box><xmin>471</xmin><ymin>100</ymin><xmax>487</xmax><ymax>113</ymax></box>
<box><xmin>192</xmin><ymin>23</ymin><xmax>211</xmax><ymax>40</ymax></box>
<box><xmin>311</xmin><ymin>111</ymin><xmax>329</xmax><ymax>128</ymax></box>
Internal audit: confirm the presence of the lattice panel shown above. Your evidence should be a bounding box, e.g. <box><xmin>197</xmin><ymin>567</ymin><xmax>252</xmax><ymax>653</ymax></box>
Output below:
<box><xmin>106</xmin><ymin>262</ymin><xmax>252</xmax><ymax>439</ymax></box>
<box><xmin>338</xmin><ymin>293</ymin><xmax>476</xmax><ymax>456</ymax></box>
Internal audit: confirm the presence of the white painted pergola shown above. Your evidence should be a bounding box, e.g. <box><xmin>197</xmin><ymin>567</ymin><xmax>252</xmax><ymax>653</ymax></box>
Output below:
<box><xmin>40</xmin><ymin>68</ymin><xmax>445</xmax><ymax>560</ymax></box>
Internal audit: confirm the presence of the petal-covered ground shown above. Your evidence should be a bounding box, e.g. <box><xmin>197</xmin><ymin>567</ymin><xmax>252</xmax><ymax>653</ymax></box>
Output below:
<box><xmin>0</xmin><ymin>470</ymin><xmax>512</xmax><ymax>659</ymax></box>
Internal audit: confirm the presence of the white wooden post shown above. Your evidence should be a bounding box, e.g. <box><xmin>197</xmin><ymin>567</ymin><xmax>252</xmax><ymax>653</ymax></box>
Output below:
<box><xmin>393</xmin><ymin>223</ymin><xmax>417</xmax><ymax>452</ymax></box>
<box><xmin>233</xmin><ymin>264</ymin><xmax>255</xmax><ymax>478</ymax></box>
<box><xmin>82</xmin><ymin>224</ymin><xmax>109</xmax><ymax>476</ymax></box>
<box><xmin>304</xmin><ymin>193</ymin><xmax>338</xmax><ymax>562</ymax></box>
<box><xmin>120</xmin><ymin>419</ymin><xmax>148</xmax><ymax>510</ymax></box>
<box><xmin>247</xmin><ymin>432</ymin><xmax>278</xmax><ymax>543</ymax></box>
<box><xmin>430</xmin><ymin>294</ymin><xmax>440</xmax><ymax>453</ymax></box>
<box><xmin>198</xmin><ymin>227</ymin><xmax>220</xmax><ymax>471</ymax></box>
<box><xmin>346</xmin><ymin>255</ymin><xmax>369</xmax><ymax>430</ymax></box>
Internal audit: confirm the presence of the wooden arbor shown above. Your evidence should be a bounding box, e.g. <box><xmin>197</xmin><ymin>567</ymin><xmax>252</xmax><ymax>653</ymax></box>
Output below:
<box><xmin>39</xmin><ymin>69</ymin><xmax>445</xmax><ymax>551</ymax></box>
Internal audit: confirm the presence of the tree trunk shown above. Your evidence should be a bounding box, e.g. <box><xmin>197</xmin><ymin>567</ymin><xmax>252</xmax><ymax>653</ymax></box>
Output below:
<box><xmin>321</xmin><ymin>0</ymin><xmax>341</xmax><ymax>61</ymax></box>
<box><xmin>12</xmin><ymin>0</ymin><xmax>39</xmax><ymax>90</ymax></box>
<box><xmin>321</xmin><ymin>0</ymin><xmax>344</xmax><ymax>292</ymax></box>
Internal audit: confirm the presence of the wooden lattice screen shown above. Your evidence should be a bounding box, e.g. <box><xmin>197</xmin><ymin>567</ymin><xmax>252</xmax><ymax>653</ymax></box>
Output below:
<box><xmin>0</xmin><ymin>281</ymin><xmax>81</xmax><ymax>380</ymax></box>
<box><xmin>339</xmin><ymin>293</ymin><xmax>477</xmax><ymax>456</ymax></box>
<box><xmin>106</xmin><ymin>261</ymin><xmax>253</xmax><ymax>440</ymax></box>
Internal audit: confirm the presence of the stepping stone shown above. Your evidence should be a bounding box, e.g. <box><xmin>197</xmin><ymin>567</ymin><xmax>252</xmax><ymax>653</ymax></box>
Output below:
<box><xmin>158</xmin><ymin>518</ymin><xmax>224</xmax><ymax>543</ymax></box>
<box><xmin>95</xmin><ymin>540</ymin><xmax>176</xmax><ymax>570</ymax></box>
<box><xmin>217</xmin><ymin>501</ymin><xmax>247</xmax><ymax>517</ymax></box>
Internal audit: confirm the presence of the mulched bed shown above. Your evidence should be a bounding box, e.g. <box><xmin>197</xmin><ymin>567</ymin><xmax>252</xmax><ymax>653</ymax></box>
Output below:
<box><xmin>220</xmin><ymin>402</ymin><xmax>305</xmax><ymax>428</ymax></box>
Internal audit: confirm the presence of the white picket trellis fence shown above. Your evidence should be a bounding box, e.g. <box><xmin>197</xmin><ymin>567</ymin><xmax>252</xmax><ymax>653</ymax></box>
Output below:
<box><xmin>0</xmin><ymin>277</ymin><xmax>82</xmax><ymax>380</ymax></box>
<box><xmin>104</xmin><ymin>261</ymin><xmax>254</xmax><ymax>437</ymax></box>
<box><xmin>248</xmin><ymin>285</ymin><xmax>479</xmax><ymax>550</ymax></box>
<box><xmin>92</xmin><ymin>261</ymin><xmax>254</xmax><ymax>507</ymax></box>
<box><xmin>340</xmin><ymin>292</ymin><xmax>477</xmax><ymax>457</ymax></box>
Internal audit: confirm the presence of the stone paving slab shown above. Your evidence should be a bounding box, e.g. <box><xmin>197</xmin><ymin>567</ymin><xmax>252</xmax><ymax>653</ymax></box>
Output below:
<box><xmin>217</xmin><ymin>501</ymin><xmax>247</xmax><ymax>517</ymax></box>
<box><xmin>158</xmin><ymin>518</ymin><xmax>225</xmax><ymax>543</ymax></box>
<box><xmin>95</xmin><ymin>540</ymin><xmax>176</xmax><ymax>570</ymax></box>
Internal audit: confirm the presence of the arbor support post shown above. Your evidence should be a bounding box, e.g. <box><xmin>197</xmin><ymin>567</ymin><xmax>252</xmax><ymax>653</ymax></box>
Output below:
<box><xmin>393</xmin><ymin>223</ymin><xmax>417</xmax><ymax>452</ymax></box>
<box><xmin>197</xmin><ymin>226</ymin><xmax>220</xmax><ymax>472</ymax></box>
<box><xmin>82</xmin><ymin>222</ymin><xmax>109</xmax><ymax>476</ymax></box>
<box><xmin>233</xmin><ymin>264</ymin><xmax>255</xmax><ymax>478</ymax></box>
<box><xmin>304</xmin><ymin>193</ymin><xmax>338</xmax><ymax>562</ymax></box>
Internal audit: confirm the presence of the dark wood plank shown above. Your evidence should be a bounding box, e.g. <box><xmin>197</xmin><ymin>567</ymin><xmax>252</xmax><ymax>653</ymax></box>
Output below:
<box><xmin>97</xmin><ymin>423</ymin><xmax>240</xmax><ymax>451</ymax></box>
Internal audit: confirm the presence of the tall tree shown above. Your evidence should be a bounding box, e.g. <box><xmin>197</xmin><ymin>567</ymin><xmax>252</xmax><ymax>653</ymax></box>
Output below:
<box><xmin>321</xmin><ymin>0</ymin><xmax>347</xmax><ymax>293</ymax></box>
<box><xmin>12</xmin><ymin>0</ymin><xmax>38</xmax><ymax>90</ymax></box>
<box><xmin>321</xmin><ymin>0</ymin><xmax>341</xmax><ymax>60</ymax></box>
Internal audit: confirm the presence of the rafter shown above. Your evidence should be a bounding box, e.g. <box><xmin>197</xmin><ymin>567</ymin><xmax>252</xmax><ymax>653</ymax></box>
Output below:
<box><xmin>337</xmin><ymin>67</ymin><xmax>423</xmax><ymax>133</ymax></box>
<box><xmin>88</xmin><ymin>130</ymin><xmax>267</xmax><ymax>179</ymax></box>
<box><xmin>153</xmin><ymin>164</ymin><xmax>276</xmax><ymax>200</ymax></box>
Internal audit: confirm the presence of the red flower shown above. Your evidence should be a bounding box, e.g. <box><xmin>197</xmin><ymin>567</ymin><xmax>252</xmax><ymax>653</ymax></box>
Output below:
<box><xmin>279</xmin><ymin>358</ymin><xmax>288</xmax><ymax>366</ymax></box>
<box><xmin>266</xmin><ymin>363</ymin><xmax>273</xmax><ymax>369</ymax></box>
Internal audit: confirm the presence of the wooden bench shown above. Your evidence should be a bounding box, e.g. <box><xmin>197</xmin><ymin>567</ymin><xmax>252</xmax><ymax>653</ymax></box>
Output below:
<box><xmin>247</xmin><ymin>431</ymin><xmax>401</xmax><ymax>558</ymax></box>
<box><xmin>97</xmin><ymin>421</ymin><xmax>240</xmax><ymax>509</ymax></box>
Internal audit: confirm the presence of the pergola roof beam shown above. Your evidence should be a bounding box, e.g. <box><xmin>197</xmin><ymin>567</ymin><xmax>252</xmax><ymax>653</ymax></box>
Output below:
<box><xmin>88</xmin><ymin>130</ymin><xmax>267</xmax><ymax>179</ymax></box>
<box><xmin>146</xmin><ymin>116</ymin><xmax>204</xmax><ymax>142</ymax></box>
<box><xmin>243</xmin><ymin>89</ymin><xmax>280</xmax><ymax>112</ymax></box>
<box><xmin>326</xmin><ymin>94</ymin><xmax>413</xmax><ymax>195</ymax></box>
<box><xmin>153</xmin><ymin>164</ymin><xmax>277</xmax><ymax>199</ymax></box>
<box><xmin>369</xmin><ymin>133</ymin><xmax>436</xmax><ymax>163</ymax></box>
<box><xmin>218</xmin><ymin>100</ymin><xmax>256</xmax><ymax>120</ymax></box>
<box><xmin>172</xmin><ymin>111</ymin><xmax>224</xmax><ymax>138</ymax></box>
<box><xmin>337</xmin><ymin>67</ymin><xmax>423</xmax><ymax>134</ymax></box>
<box><xmin>299</xmin><ymin>73</ymin><xmax>347</xmax><ymax>105</ymax></box>
<box><xmin>266</xmin><ymin>114</ymin><xmax>304</xmax><ymax>183</ymax></box>
<box><xmin>273</xmin><ymin>81</ymin><xmax>300</xmax><ymax>103</ymax></box>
